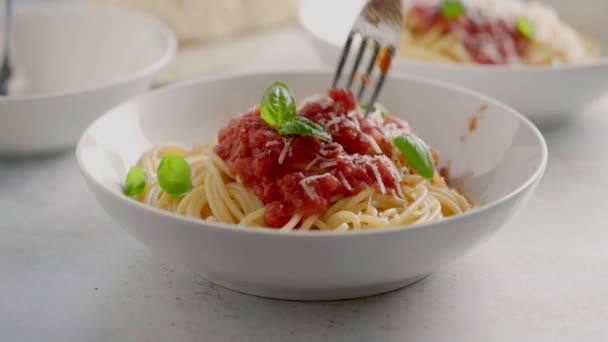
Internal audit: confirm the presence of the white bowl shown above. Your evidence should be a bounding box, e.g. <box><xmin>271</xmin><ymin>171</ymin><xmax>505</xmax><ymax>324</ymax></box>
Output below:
<box><xmin>299</xmin><ymin>0</ymin><xmax>608</xmax><ymax>125</ymax></box>
<box><xmin>77</xmin><ymin>72</ymin><xmax>547</xmax><ymax>301</ymax></box>
<box><xmin>0</xmin><ymin>4</ymin><xmax>176</xmax><ymax>154</ymax></box>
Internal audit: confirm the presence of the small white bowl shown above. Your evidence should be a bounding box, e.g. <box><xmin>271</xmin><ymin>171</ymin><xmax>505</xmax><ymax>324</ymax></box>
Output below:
<box><xmin>0</xmin><ymin>4</ymin><xmax>176</xmax><ymax>154</ymax></box>
<box><xmin>299</xmin><ymin>0</ymin><xmax>608</xmax><ymax>125</ymax></box>
<box><xmin>77</xmin><ymin>71</ymin><xmax>547</xmax><ymax>301</ymax></box>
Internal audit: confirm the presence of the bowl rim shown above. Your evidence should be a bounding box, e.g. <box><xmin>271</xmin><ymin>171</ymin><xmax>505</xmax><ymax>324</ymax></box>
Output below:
<box><xmin>76</xmin><ymin>70</ymin><xmax>548</xmax><ymax>238</ymax></box>
<box><xmin>297</xmin><ymin>0</ymin><xmax>608</xmax><ymax>72</ymax></box>
<box><xmin>0</xmin><ymin>3</ymin><xmax>177</xmax><ymax>103</ymax></box>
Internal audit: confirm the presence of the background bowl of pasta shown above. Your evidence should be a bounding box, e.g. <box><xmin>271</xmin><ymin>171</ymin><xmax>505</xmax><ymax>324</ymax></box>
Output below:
<box><xmin>77</xmin><ymin>71</ymin><xmax>547</xmax><ymax>301</ymax></box>
<box><xmin>299</xmin><ymin>0</ymin><xmax>608</xmax><ymax>125</ymax></box>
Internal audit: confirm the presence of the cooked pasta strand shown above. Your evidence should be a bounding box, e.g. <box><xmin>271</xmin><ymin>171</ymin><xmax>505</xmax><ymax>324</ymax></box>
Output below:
<box><xmin>135</xmin><ymin>144</ymin><xmax>472</xmax><ymax>231</ymax></box>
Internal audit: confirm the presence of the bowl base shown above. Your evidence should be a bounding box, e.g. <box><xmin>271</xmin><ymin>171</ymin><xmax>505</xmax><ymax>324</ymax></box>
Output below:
<box><xmin>195</xmin><ymin>273</ymin><xmax>429</xmax><ymax>301</ymax></box>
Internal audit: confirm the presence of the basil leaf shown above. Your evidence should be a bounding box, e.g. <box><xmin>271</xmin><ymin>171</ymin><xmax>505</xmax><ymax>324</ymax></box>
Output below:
<box><xmin>381</xmin><ymin>112</ymin><xmax>390</xmax><ymax>120</ymax></box>
<box><xmin>260</xmin><ymin>81</ymin><xmax>297</xmax><ymax>129</ymax></box>
<box><xmin>517</xmin><ymin>16</ymin><xmax>534</xmax><ymax>40</ymax></box>
<box><xmin>440</xmin><ymin>0</ymin><xmax>465</xmax><ymax>19</ymax></box>
<box><xmin>157</xmin><ymin>155</ymin><xmax>192</xmax><ymax>197</ymax></box>
<box><xmin>394</xmin><ymin>134</ymin><xmax>435</xmax><ymax>179</ymax></box>
<box><xmin>278</xmin><ymin>117</ymin><xmax>331</xmax><ymax>141</ymax></box>
<box><xmin>123</xmin><ymin>166</ymin><xmax>147</xmax><ymax>197</ymax></box>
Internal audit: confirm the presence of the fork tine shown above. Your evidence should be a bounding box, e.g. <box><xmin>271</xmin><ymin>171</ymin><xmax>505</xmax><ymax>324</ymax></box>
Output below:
<box><xmin>346</xmin><ymin>36</ymin><xmax>369</xmax><ymax>89</ymax></box>
<box><xmin>333</xmin><ymin>0</ymin><xmax>402</xmax><ymax>115</ymax></box>
<box><xmin>356</xmin><ymin>40</ymin><xmax>381</xmax><ymax>101</ymax></box>
<box><xmin>332</xmin><ymin>31</ymin><xmax>356</xmax><ymax>88</ymax></box>
<box><xmin>364</xmin><ymin>45</ymin><xmax>396</xmax><ymax>118</ymax></box>
<box><xmin>364</xmin><ymin>73</ymin><xmax>385</xmax><ymax>118</ymax></box>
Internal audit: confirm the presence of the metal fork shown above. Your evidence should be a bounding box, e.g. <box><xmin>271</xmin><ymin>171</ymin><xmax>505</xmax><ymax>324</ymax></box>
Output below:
<box><xmin>332</xmin><ymin>0</ymin><xmax>402</xmax><ymax>116</ymax></box>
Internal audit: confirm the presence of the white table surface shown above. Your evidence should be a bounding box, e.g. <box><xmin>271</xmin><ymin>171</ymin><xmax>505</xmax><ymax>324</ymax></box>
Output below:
<box><xmin>2</xmin><ymin>23</ymin><xmax>608</xmax><ymax>342</ymax></box>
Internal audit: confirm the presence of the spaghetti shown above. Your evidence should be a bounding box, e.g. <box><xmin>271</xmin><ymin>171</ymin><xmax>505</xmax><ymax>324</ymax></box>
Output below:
<box><xmin>132</xmin><ymin>88</ymin><xmax>472</xmax><ymax>232</ymax></box>
<box><xmin>400</xmin><ymin>0</ymin><xmax>600</xmax><ymax>65</ymax></box>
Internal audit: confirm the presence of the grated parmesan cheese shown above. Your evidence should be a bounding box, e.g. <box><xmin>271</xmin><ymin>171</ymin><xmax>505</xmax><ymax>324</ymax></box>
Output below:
<box><xmin>320</xmin><ymin>161</ymin><xmax>337</xmax><ymax>168</ymax></box>
<box><xmin>366</xmin><ymin>135</ymin><xmax>383</xmax><ymax>154</ymax></box>
<box><xmin>368</xmin><ymin>162</ymin><xmax>386</xmax><ymax>194</ymax></box>
<box><xmin>265</xmin><ymin>140</ymin><xmax>280</xmax><ymax>147</ymax></box>
<box><xmin>324</xmin><ymin>111</ymin><xmax>360</xmax><ymax>133</ymax></box>
<box><xmin>319</xmin><ymin>143</ymin><xmax>343</xmax><ymax>156</ymax></box>
<box><xmin>299</xmin><ymin>173</ymin><xmax>331</xmax><ymax>199</ymax></box>
<box><xmin>338</xmin><ymin>171</ymin><xmax>353</xmax><ymax>191</ymax></box>
<box><xmin>297</xmin><ymin>95</ymin><xmax>334</xmax><ymax>111</ymax></box>
<box><xmin>305</xmin><ymin>155</ymin><xmax>322</xmax><ymax>170</ymax></box>
<box><xmin>380</xmin><ymin>155</ymin><xmax>402</xmax><ymax>182</ymax></box>
<box><xmin>351</xmin><ymin>115</ymin><xmax>361</xmax><ymax>131</ymax></box>
<box><xmin>324</xmin><ymin>112</ymin><xmax>342</xmax><ymax>132</ymax></box>
<box><xmin>278</xmin><ymin>138</ymin><xmax>292</xmax><ymax>165</ymax></box>
<box><xmin>353</xmin><ymin>154</ymin><xmax>369</xmax><ymax>164</ymax></box>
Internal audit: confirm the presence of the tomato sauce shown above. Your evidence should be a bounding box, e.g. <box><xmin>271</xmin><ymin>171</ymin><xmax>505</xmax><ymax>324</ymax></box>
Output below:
<box><xmin>214</xmin><ymin>88</ymin><xmax>407</xmax><ymax>228</ymax></box>
<box><xmin>410</xmin><ymin>4</ymin><xmax>529</xmax><ymax>64</ymax></box>
<box><xmin>376</xmin><ymin>46</ymin><xmax>393</xmax><ymax>74</ymax></box>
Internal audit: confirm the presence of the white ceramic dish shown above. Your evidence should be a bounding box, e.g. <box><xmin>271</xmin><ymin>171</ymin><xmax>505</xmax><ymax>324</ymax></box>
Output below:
<box><xmin>299</xmin><ymin>0</ymin><xmax>608</xmax><ymax>125</ymax></box>
<box><xmin>0</xmin><ymin>4</ymin><xmax>176</xmax><ymax>154</ymax></box>
<box><xmin>77</xmin><ymin>71</ymin><xmax>547</xmax><ymax>301</ymax></box>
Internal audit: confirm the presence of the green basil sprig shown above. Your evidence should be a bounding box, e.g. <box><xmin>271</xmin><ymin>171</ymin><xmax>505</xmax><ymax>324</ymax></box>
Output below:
<box><xmin>279</xmin><ymin>117</ymin><xmax>331</xmax><ymax>140</ymax></box>
<box><xmin>123</xmin><ymin>166</ymin><xmax>147</xmax><ymax>197</ymax></box>
<box><xmin>440</xmin><ymin>0</ymin><xmax>465</xmax><ymax>19</ymax></box>
<box><xmin>157</xmin><ymin>155</ymin><xmax>193</xmax><ymax>197</ymax></box>
<box><xmin>516</xmin><ymin>16</ymin><xmax>534</xmax><ymax>40</ymax></box>
<box><xmin>394</xmin><ymin>134</ymin><xmax>435</xmax><ymax>179</ymax></box>
<box><xmin>260</xmin><ymin>82</ymin><xmax>330</xmax><ymax>141</ymax></box>
<box><xmin>261</xmin><ymin>81</ymin><xmax>297</xmax><ymax>128</ymax></box>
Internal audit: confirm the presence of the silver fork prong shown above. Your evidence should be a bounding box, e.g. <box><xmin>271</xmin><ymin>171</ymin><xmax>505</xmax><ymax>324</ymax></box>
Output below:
<box><xmin>331</xmin><ymin>0</ymin><xmax>402</xmax><ymax>117</ymax></box>
<box><xmin>332</xmin><ymin>31</ymin><xmax>356</xmax><ymax>88</ymax></box>
<box><xmin>364</xmin><ymin>45</ymin><xmax>396</xmax><ymax>118</ymax></box>
<box><xmin>346</xmin><ymin>36</ymin><xmax>369</xmax><ymax>89</ymax></box>
<box><xmin>357</xmin><ymin>40</ymin><xmax>381</xmax><ymax>102</ymax></box>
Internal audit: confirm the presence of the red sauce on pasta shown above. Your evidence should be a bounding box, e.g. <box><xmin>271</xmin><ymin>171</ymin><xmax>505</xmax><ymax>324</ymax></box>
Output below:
<box><xmin>410</xmin><ymin>4</ymin><xmax>529</xmax><ymax>64</ymax></box>
<box><xmin>214</xmin><ymin>88</ymin><xmax>408</xmax><ymax>228</ymax></box>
